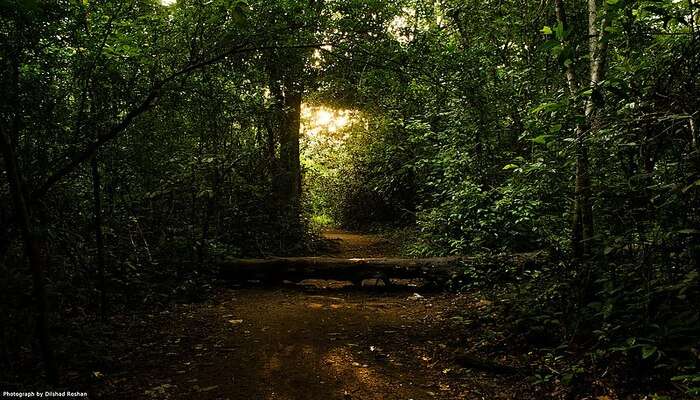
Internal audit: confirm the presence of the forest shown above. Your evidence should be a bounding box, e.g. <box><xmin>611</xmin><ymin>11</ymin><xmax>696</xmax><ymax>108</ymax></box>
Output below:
<box><xmin>1</xmin><ymin>0</ymin><xmax>699</xmax><ymax>398</ymax></box>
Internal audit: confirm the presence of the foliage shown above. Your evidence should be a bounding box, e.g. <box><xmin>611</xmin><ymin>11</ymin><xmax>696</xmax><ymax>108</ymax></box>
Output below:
<box><xmin>302</xmin><ymin>0</ymin><xmax>699</xmax><ymax>396</ymax></box>
<box><xmin>1</xmin><ymin>0</ymin><xmax>698</xmax><ymax>396</ymax></box>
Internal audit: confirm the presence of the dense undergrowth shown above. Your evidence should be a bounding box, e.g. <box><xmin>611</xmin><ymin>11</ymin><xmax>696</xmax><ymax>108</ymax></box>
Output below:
<box><xmin>452</xmin><ymin>254</ymin><xmax>700</xmax><ymax>398</ymax></box>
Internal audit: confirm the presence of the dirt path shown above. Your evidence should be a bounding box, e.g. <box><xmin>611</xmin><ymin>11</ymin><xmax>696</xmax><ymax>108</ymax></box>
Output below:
<box><xmin>319</xmin><ymin>230</ymin><xmax>398</xmax><ymax>258</ymax></box>
<box><xmin>88</xmin><ymin>232</ymin><xmax>531</xmax><ymax>399</ymax></box>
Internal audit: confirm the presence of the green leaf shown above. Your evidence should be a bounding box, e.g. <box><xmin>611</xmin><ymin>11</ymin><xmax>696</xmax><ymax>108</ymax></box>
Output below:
<box><xmin>682</xmin><ymin>179</ymin><xmax>700</xmax><ymax>192</ymax></box>
<box><xmin>541</xmin><ymin>26</ymin><xmax>553</xmax><ymax>35</ymax></box>
<box><xmin>554</xmin><ymin>21</ymin><xmax>565</xmax><ymax>40</ymax></box>
<box><xmin>530</xmin><ymin>134</ymin><xmax>552</xmax><ymax>145</ymax></box>
<box><xmin>541</xmin><ymin>39</ymin><xmax>559</xmax><ymax>51</ymax></box>
<box><xmin>231</xmin><ymin>0</ymin><xmax>250</xmax><ymax>25</ymax></box>
<box><xmin>672</xmin><ymin>374</ymin><xmax>700</xmax><ymax>383</ymax></box>
<box><xmin>531</xmin><ymin>101</ymin><xmax>563</xmax><ymax>114</ymax></box>
<box><xmin>502</xmin><ymin>164</ymin><xmax>519</xmax><ymax>170</ymax></box>
<box><xmin>641</xmin><ymin>345</ymin><xmax>657</xmax><ymax>359</ymax></box>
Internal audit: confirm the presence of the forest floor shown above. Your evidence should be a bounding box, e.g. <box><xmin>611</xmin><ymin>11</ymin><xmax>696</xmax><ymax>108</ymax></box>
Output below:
<box><xmin>81</xmin><ymin>231</ymin><xmax>540</xmax><ymax>399</ymax></box>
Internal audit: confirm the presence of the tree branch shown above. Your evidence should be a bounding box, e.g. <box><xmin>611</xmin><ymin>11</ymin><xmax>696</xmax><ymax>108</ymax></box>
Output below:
<box><xmin>554</xmin><ymin>0</ymin><xmax>580</xmax><ymax>95</ymax></box>
<box><xmin>30</xmin><ymin>41</ymin><xmax>330</xmax><ymax>202</ymax></box>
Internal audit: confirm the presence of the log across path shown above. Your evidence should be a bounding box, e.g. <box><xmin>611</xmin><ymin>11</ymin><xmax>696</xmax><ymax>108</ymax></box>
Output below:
<box><xmin>218</xmin><ymin>231</ymin><xmax>544</xmax><ymax>285</ymax></box>
<box><xmin>218</xmin><ymin>256</ymin><xmax>465</xmax><ymax>284</ymax></box>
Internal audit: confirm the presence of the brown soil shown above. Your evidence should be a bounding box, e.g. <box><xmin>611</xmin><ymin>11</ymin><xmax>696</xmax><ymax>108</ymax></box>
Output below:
<box><xmin>319</xmin><ymin>230</ymin><xmax>399</xmax><ymax>258</ymax></box>
<box><xmin>85</xmin><ymin>232</ymin><xmax>532</xmax><ymax>399</ymax></box>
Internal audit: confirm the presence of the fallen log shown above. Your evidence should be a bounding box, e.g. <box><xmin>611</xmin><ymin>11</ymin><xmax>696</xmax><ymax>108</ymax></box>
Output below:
<box><xmin>216</xmin><ymin>252</ymin><xmax>545</xmax><ymax>285</ymax></box>
<box><xmin>219</xmin><ymin>256</ymin><xmax>461</xmax><ymax>283</ymax></box>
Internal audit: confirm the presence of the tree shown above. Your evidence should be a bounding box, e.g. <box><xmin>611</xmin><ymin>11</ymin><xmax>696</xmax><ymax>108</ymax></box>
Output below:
<box><xmin>553</xmin><ymin>0</ymin><xmax>611</xmax><ymax>258</ymax></box>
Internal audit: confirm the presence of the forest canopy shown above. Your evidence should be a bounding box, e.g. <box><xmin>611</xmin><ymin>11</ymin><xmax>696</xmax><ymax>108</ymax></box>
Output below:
<box><xmin>1</xmin><ymin>0</ymin><xmax>699</xmax><ymax>398</ymax></box>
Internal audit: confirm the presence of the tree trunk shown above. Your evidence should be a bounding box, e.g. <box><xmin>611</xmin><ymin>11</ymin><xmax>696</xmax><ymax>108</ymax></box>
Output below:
<box><xmin>266</xmin><ymin>51</ymin><xmax>305</xmax><ymax>236</ymax></box>
<box><xmin>91</xmin><ymin>155</ymin><xmax>107</xmax><ymax>318</ymax></box>
<box><xmin>200</xmin><ymin>167</ymin><xmax>220</xmax><ymax>263</ymax></box>
<box><xmin>0</xmin><ymin>129</ymin><xmax>58</xmax><ymax>384</ymax></box>
<box><xmin>555</xmin><ymin>0</ymin><xmax>609</xmax><ymax>258</ymax></box>
<box><xmin>1</xmin><ymin>47</ymin><xmax>57</xmax><ymax>382</ymax></box>
<box><xmin>572</xmin><ymin>140</ymin><xmax>594</xmax><ymax>258</ymax></box>
<box><xmin>278</xmin><ymin>89</ymin><xmax>302</xmax><ymax>218</ymax></box>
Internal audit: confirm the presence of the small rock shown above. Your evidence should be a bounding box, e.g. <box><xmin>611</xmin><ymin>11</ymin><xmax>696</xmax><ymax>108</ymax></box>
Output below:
<box><xmin>407</xmin><ymin>293</ymin><xmax>424</xmax><ymax>301</ymax></box>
